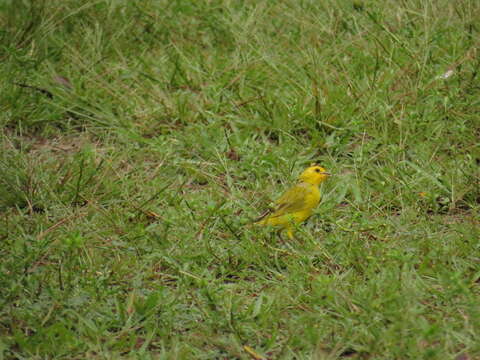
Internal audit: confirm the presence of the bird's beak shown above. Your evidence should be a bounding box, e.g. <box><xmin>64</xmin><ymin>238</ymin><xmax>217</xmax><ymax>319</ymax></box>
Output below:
<box><xmin>321</xmin><ymin>172</ymin><xmax>331</xmax><ymax>176</ymax></box>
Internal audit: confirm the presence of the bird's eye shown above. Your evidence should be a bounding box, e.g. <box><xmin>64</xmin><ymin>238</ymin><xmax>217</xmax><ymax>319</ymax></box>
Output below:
<box><xmin>315</xmin><ymin>168</ymin><xmax>320</xmax><ymax>173</ymax></box>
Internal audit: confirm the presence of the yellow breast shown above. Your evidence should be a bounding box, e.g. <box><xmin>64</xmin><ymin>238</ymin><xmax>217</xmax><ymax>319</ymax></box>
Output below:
<box><xmin>261</xmin><ymin>182</ymin><xmax>320</xmax><ymax>227</ymax></box>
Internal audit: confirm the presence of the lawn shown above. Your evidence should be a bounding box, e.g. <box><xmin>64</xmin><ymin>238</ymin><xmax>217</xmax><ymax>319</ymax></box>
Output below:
<box><xmin>1</xmin><ymin>0</ymin><xmax>479</xmax><ymax>359</ymax></box>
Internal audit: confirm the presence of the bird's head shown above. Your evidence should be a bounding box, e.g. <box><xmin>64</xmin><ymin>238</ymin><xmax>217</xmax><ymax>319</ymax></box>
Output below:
<box><xmin>299</xmin><ymin>165</ymin><xmax>330</xmax><ymax>185</ymax></box>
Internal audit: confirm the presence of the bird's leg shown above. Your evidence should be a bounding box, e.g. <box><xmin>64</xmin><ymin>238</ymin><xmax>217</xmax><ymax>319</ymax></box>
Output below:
<box><xmin>286</xmin><ymin>227</ymin><xmax>294</xmax><ymax>240</ymax></box>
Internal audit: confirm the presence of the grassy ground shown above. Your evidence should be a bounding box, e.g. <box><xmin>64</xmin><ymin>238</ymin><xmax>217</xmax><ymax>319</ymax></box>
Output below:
<box><xmin>1</xmin><ymin>0</ymin><xmax>479</xmax><ymax>359</ymax></box>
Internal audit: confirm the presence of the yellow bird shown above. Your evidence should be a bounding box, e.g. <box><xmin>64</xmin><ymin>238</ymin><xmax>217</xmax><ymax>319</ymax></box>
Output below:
<box><xmin>256</xmin><ymin>165</ymin><xmax>330</xmax><ymax>239</ymax></box>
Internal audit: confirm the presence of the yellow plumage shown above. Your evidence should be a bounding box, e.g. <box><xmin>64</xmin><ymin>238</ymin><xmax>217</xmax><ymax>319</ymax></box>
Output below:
<box><xmin>256</xmin><ymin>165</ymin><xmax>330</xmax><ymax>239</ymax></box>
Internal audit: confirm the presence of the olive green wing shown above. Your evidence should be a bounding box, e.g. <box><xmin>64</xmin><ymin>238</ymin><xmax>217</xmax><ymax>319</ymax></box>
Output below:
<box><xmin>268</xmin><ymin>183</ymin><xmax>309</xmax><ymax>218</ymax></box>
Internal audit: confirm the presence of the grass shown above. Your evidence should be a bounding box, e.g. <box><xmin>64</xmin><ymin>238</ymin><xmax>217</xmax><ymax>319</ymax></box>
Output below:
<box><xmin>1</xmin><ymin>0</ymin><xmax>479</xmax><ymax>358</ymax></box>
